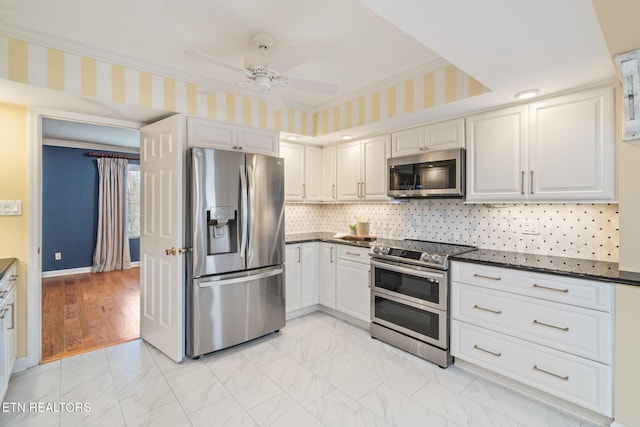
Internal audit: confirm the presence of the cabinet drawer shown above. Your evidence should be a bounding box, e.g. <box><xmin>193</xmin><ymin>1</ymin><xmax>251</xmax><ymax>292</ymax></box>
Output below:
<box><xmin>450</xmin><ymin>261</ymin><xmax>612</xmax><ymax>312</ymax></box>
<box><xmin>336</xmin><ymin>245</ymin><xmax>370</xmax><ymax>263</ymax></box>
<box><xmin>451</xmin><ymin>321</ymin><xmax>612</xmax><ymax>416</ymax></box>
<box><xmin>451</xmin><ymin>283</ymin><xmax>611</xmax><ymax>363</ymax></box>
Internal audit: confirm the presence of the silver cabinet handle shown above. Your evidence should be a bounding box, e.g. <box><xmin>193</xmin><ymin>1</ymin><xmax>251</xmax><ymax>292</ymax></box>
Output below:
<box><xmin>473</xmin><ymin>273</ymin><xmax>501</xmax><ymax>281</ymax></box>
<box><xmin>346</xmin><ymin>251</ymin><xmax>361</xmax><ymax>256</ymax></box>
<box><xmin>521</xmin><ymin>170</ymin><xmax>525</xmax><ymax>195</ymax></box>
<box><xmin>8</xmin><ymin>303</ymin><xmax>14</xmax><ymax>330</ymax></box>
<box><xmin>533</xmin><ymin>365</ymin><xmax>569</xmax><ymax>381</ymax></box>
<box><xmin>532</xmin><ymin>283</ymin><xmax>569</xmax><ymax>293</ymax></box>
<box><xmin>533</xmin><ymin>319</ymin><xmax>569</xmax><ymax>332</ymax></box>
<box><xmin>330</xmin><ymin>247</ymin><xmax>334</xmax><ymax>263</ymax></box>
<box><xmin>473</xmin><ymin>344</ymin><xmax>501</xmax><ymax>357</ymax></box>
<box><xmin>302</xmin><ymin>183</ymin><xmax>306</xmax><ymax>198</ymax></box>
<box><xmin>473</xmin><ymin>304</ymin><xmax>502</xmax><ymax>315</ymax></box>
<box><xmin>297</xmin><ymin>246</ymin><xmax>301</xmax><ymax>263</ymax></box>
<box><xmin>530</xmin><ymin>170</ymin><xmax>534</xmax><ymax>194</ymax></box>
<box><xmin>332</xmin><ymin>184</ymin><xmax>336</xmax><ymax>199</ymax></box>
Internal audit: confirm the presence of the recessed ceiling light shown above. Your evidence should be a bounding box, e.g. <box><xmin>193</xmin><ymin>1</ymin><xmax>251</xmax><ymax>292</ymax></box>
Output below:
<box><xmin>515</xmin><ymin>89</ymin><xmax>540</xmax><ymax>100</ymax></box>
<box><xmin>287</xmin><ymin>135</ymin><xmax>298</xmax><ymax>141</ymax></box>
<box><xmin>341</xmin><ymin>135</ymin><xmax>353</xmax><ymax>140</ymax></box>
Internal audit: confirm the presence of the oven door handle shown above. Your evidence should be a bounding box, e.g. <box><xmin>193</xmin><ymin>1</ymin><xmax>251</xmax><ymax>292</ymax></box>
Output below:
<box><xmin>370</xmin><ymin>259</ymin><xmax>445</xmax><ymax>281</ymax></box>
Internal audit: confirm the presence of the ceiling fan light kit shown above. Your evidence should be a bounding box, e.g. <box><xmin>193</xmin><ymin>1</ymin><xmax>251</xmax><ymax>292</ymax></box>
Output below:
<box><xmin>187</xmin><ymin>32</ymin><xmax>338</xmax><ymax>110</ymax></box>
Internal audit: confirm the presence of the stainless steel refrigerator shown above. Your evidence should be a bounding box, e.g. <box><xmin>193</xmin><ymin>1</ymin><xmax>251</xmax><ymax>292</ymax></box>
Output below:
<box><xmin>186</xmin><ymin>147</ymin><xmax>285</xmax><ymax>358</ymax></box>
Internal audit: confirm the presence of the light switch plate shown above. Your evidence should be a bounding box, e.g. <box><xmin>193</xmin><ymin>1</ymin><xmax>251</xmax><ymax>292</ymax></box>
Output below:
<box><xmin>522</xmin><ymin>220</ymin><xmax>540</xmax><ymax>235</ymax></box>
<box><xmin>0</xmin><ymin>200</ymin><xmax>22</xmax><ymax>216</ymax></box>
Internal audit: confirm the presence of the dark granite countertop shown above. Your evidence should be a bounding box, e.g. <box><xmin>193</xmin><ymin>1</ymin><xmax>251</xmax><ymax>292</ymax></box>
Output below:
<box><xmin>285</xmin><ymin>232</ymin><xmax>374</xmax><ymax>248</ymax></box>
<box><xmin>0</xmin><ymin>258</ymin><xmax>17</xmax><ymax>281</ymax></box>
<box><xmin>452</xmin><ymin>249</ymin><xmax>640</xmax><ymax>287</ymax></box>
<box><xmin>285</xmin><ymin>234</ymin><xmax>640</xmax><ymax>286</ymax></box>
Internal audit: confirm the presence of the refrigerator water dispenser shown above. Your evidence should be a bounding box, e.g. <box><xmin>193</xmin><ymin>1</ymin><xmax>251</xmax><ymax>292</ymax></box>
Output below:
<box><xmin>207</xmin><ymin>206</ymin><xmax>237</xmax><ymax>254</ymax></box>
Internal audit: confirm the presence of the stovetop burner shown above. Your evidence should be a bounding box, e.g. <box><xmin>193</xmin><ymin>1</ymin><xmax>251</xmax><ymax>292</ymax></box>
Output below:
<box><xmin>369</xmin><ymin>239</ymin><xmax>476</xmax><ymax>269</ymax></box>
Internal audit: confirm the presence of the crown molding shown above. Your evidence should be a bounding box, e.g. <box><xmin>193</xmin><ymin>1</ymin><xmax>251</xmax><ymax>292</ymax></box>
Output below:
<box><xmin>314</xmin><ymin>58</ymin><xmax>451</xmax><ymax>112</ymax></box>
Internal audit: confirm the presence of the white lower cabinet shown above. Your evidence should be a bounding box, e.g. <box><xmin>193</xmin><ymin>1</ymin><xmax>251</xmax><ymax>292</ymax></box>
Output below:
<box><xmin>286</xmin><ymin>242</ymin><xmax>370</xmax><ymax>323</ymax></box>
<box><xmin>452</xmin><ymin>322</ymin><xmax>611</xmax><ymax>416</ymax></box>
<box><xmin>450</xmin><ymin>261</ymin><xmax>613</xmax><ymax>417</ymax></box>
<box><xmin>0</xmin><ymin>262</ymin><xmax>17</xmax><ymax>402</ymax></box>
<box><xmin>335</xmin><ymin>246</ymin><xmax>371</xmax><ymax>323</ymax></box>
<box><xmin>319</xmin><ymin>243</ymin><xmax>337</xmax><ymax>308</ymax></box>
<box><xmin>285</xmin><ymin>243</ymin><xmax>319</xmax><ymax>313</ymax></box>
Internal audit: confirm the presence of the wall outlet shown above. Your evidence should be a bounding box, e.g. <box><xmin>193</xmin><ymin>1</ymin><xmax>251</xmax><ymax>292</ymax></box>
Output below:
<box><xmin>522</xmin><ymin>220</ymin><xmax>540</xmax><ymax>235</ymax></box>
<box><xmin>54</xmin><ymin>252</ymin><xmax>62</xmax><ymax>260</ymax></box>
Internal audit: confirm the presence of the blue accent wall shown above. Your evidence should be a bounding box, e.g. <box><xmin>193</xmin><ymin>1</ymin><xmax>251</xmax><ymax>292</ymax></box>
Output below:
<box><xmin>42</xmin><ymin>146</ymin><xmax>139</xmax><ymax>272</ymax></box>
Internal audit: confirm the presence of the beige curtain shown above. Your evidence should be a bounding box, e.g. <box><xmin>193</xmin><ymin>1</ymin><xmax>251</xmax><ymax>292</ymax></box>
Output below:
<box><xmin>91</xmin><ymin>158</ymin><xmax>131</xmax><ymax>272</ymax></box>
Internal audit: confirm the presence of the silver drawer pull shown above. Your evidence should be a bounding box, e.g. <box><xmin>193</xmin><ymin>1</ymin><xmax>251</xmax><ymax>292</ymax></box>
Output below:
<box><xmin>473</xmin><ymin>344</ymin><xmax>501</xmax><ymax>357</ymax></box>
<box><xmin>533</xmin><ymin>320</ymin><xmax>569</xmax><ymax>332</ymax></box>
<box><xmin>473</xmin><ymin>304</ymin><xmax>502</xmax><ymax>315</ymax></box>
<box><xmin>473</xmin><ymin>273</ymin><xmax>501</xmax><ymax>281</ymax></box>
<box><xmin>533</xmin><ymin>365</ymin><xmax>569</xmax><ymax>381</ymax></box>
<box><xmin>346</xmin><ymin>252</ymin><xmax>361</xmax><ymax>256</ymax></box>
<box><xmin>532</xmin><ymin>283</ymin><xmax>569</xmax><ymax>293</ymax></box>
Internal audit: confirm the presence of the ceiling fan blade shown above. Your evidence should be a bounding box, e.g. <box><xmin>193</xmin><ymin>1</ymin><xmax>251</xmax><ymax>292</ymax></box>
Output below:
<box><xmin>185</xmin><ymin>50</ymin><xmax>247</xmax><ymax>73</ymax></box>
<box><xmin>265</xmin><ymin>91</ymin><xmax>285</xmax><ymax>111</ymax></box>
<box><xmin>287</xmin><ymin>77</ymin><xmax>338</xmax><ymax>96</ymax></box>
<box><xmin>269</xmin><ymin>47</ymin><xmax>309</xmax><ymax>74</ymax></box>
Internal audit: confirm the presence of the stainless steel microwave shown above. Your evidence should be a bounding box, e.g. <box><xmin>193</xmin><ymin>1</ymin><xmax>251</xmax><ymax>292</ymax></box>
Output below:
<box><xmin>387</xmin><ymin>148</ymin><xmax>465</xmax><ymax>198</ymax></box>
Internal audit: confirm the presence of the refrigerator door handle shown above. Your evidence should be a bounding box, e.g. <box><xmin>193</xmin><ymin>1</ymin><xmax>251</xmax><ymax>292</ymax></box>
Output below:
<box><xmin>239</xmin><ymin>164</ymin><xmax>248</xmax><ymax>261</ymax></box>
<box><xmin>247</xmin><ymin>164</ymin><xmax>255</xmax><ymax>263</ymax></box>
<box><xmin>196</xmin><ymin>267</ymin><xmax>283</xmax><ymax>288</ymax></box>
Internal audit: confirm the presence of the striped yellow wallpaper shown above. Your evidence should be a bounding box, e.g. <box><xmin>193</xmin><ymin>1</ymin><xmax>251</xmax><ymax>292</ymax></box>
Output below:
<box><xmin>0</xmin><ymin>36</ymin><xmax>489</xmax><ymax>138</ymax></box>
<box><xmin>312</xmin><ymin>66</ymin><xmax>489</xmax><ymax>136</ymax></box>
<box><xmin>0</xmin><ymin>36</ymin><xmax>314</xmax><ymax>135</ymax></box>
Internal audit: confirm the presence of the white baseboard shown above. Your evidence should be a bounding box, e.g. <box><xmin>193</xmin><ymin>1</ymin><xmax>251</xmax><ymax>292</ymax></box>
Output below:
<box><xmin>42</xmin><ymin>261</ymin><xmax>140</xmax><ymax>278</ymax></box>
<box><xmin>12</xmin><ymin>356</ymin><xmax>30</xmax><ymax>373</ymax></box>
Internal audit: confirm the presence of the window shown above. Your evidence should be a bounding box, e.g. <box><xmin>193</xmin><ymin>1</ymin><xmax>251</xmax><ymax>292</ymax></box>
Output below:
<box><xmin>127</xmin><ymin>164</ymin><xmax>141</xmax><ymax>238</ymax></box>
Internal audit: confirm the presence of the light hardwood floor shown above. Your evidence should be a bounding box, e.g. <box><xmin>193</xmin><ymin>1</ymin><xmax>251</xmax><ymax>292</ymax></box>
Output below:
<box><xmin>41</xmin><ymin>267</ymin><xmax>140</xmax><ymax>363</ymax></box>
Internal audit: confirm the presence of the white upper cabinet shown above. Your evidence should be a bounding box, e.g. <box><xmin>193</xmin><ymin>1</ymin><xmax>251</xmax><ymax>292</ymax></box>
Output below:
<box><xmin>280</xmin><ymin>142</ymin><xmax>306</xmax><ymax>201</ymax></box>
<box><xmin>391</xmin><ymin>118</ymin><xmax>465</xmax><ymax>157</ymax></box>
<box><xmin>337</xmin><ymin>135</ymin><xmax>390</xmax><ymax>201</ymax></box>
<box><xmin>305</xmin><ymin>146</ymin><xmax>323</xmax><ymax>201</ymax></box>
<box><xmin>280</xmin><ymin>142</ymin><xmax>322</xmax><ymax>202</ymax></box>
<box><xmin>187</xmin><ymin>117</ymin><xmax>236</xmax><ymax>150</ymax></box>
<box><xmin>466</xmin><ymin>106</ymin><xmax>528</xmax><ymax>202</ymax></box>
<box><xmin>528</xmin><ymin>87</ymin><xmax>614</xmax><ymax>201</ymax></box>
<box><xmin>187</xmin><ymin>117</ymin><xmax>278</xmax><ymax>156</ymax></box>
<box><xmin>321</xmin><ymin>146</ymin><xmax>337</xmax><ymax>201</ymax></box>
<box><xmin>237</xmin><ymin>126</ymin><xmax>279</xmax><ymax>156</ymax></box>
<box><xmin>466</xmin><ymin>87</ymin><xmax>615</xmax><ymax>203</ymax></box>
<box><xmin>336</xmin><ymin>140</ymin><xmax>362</xmax><ymax>201</ymax></box>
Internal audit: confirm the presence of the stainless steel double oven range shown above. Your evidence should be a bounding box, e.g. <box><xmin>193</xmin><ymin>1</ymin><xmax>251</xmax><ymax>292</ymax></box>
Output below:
<box><xmin>369</xmin><ymin>239</ymin><xmax>476</xmax><ymax>367</ymax></box>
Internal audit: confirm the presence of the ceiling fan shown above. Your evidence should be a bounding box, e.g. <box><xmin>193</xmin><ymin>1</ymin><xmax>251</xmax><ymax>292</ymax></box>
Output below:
<box><xmin>186</xmin><ymin>33</ymin><xmax>339</xmax><ymax>110</ymax></box>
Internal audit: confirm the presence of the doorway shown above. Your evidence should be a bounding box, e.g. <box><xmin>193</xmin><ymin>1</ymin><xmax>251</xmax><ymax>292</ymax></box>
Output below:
<box><xmin>28</xmin><ymin>110</ymin><xmax>145</xmax><ymax>365</ymax></box>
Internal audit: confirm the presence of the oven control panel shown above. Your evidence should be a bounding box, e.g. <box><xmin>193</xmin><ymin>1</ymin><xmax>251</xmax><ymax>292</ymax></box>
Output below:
<box><xmin>370</xmin><ymin>245</ymin><xmax>446</xmax><ymax>268</ymax></box>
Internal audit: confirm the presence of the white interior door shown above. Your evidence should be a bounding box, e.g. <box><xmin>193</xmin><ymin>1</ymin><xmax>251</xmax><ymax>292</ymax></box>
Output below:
<box><xmin>140</xmin><ymin>115</ymin><xmax>184</xmax><ymax>362</ymax></box>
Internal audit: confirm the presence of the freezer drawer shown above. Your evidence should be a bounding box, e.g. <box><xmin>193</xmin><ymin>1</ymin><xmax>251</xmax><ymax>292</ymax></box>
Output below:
<box><xmin>188</xmin><ymin>266</ymin><xmax>285</xmax><ymax>357</ymax></box>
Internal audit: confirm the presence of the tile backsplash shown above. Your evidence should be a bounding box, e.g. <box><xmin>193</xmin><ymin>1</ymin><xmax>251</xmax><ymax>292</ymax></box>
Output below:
<box><xmin>285</xmin><ymin>200</ymin><xmax>619</xmax><ymax>262</ymax></box>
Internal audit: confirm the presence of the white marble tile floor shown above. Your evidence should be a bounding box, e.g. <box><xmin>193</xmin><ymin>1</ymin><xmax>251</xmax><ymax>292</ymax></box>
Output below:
<box><xmin>0</xmin><ymin>311</ymin><xmax>603</xmax><ymax>427</ymax></box>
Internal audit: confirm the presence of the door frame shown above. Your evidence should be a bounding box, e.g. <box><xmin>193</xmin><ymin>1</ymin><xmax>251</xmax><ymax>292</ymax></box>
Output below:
<box><xmin>25</xmin><ymin>108</ymin><xmax>143</xmax><ymax>369</ymax></box>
